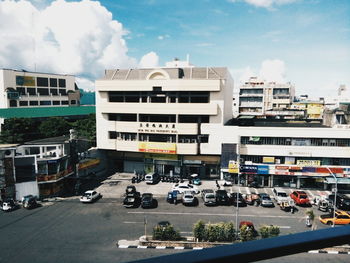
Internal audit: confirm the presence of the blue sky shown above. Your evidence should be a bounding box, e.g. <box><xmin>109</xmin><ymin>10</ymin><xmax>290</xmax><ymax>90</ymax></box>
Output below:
<box><xmin>0</xmin><ymin>0</ymin><xmax>349</xmax><ymax>97</ymax></box>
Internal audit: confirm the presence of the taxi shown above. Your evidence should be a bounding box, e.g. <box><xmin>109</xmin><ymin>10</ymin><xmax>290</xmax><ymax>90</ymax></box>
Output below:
<box><xmin>319</xmin><ymin>210</ymin><xmax>350</xmax><ymax>225</ymax></box>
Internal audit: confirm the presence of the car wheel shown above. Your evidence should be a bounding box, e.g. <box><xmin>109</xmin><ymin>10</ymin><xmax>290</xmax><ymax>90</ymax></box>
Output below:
<box><xmin>327</xmin><ymin>221</ymin><xmax>333</xmax><ymax>225</ymax></box>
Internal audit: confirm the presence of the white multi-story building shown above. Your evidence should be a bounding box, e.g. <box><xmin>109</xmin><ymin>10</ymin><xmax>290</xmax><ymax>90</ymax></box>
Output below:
<box><xmin>239</xmin><ymin>77</ymin><xmax>295</xmax><ymax>117</ymax></box>
<box><xmin>0</xmin><ymin>69</ymin><xmax>80</xmax><ymax>110</ymax></box>
<box><xmin>95</xmin><ymin>65</ymin><xmax>233</xmax><ymax>178</ymax></box>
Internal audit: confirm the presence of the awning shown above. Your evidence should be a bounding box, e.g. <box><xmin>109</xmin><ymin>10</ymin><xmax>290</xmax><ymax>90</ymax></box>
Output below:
<box><xmin>325</xmin><ymin>177</ymin><xmax>350</xmax><ymax>184</ymax></box>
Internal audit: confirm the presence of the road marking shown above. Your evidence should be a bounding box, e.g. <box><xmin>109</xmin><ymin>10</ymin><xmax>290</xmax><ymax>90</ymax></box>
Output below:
<box><xmin>327</xmin><ymin>251</ymin><xmax>339</xmax><ymax>254</ymax></box>
<box><xmin>123</xmin><ymin>221</ymin><xmax>144</xmax><ymax>224</ymax></box>
<box><xmin>253</xmin><ymin>188</ymin><xmax>258</xmax><ymax>194</ymax></box>
<box><xmin>277</xmin><ymin>226</ymin><xmax>291</xmax><ymax>229</ymax></box>
<box><xmin>137</xmin><ymin>246</ymin><xmax>148</xmax><ymax>249</ymax></box>
<box><xmin>264</xmin><ymin>188</ymin><xmax>268</xmax><ymax>194</ymax></box>
<box><xmin>308</xmin><ymin>250</ymin><xmax>319</xmax><ymax>253</ymax></box>
<box><xmin>180</xmin><ymin>231</ymin><xmax>192</xmax><ymax>234</ymax></box>
<box><xmin>307</xmin><ymin>190</ymin><xmax>314</xmax><ymax>198</ymax></box>
<box><xmin>238</xmin><ymin>187</ymin><xmax>242</xmax><ymax>194</ymax></box>
<box><xmin>127</xmin><ymin>211</ymin><xmax>305</xmax><ymax>219</ymax></box>
<box><xmin>245</xmin><ymin>187</ymin><xmax>251</xmax><ymax>194</ymax></box>
<box><xmin>193</xmin><ymin>247</ymin><xmax>203</xmax><ymax>250</ymax></box>
<box><xmin>156</xmin><ymin>246</ymin><xmax>166</xmax><ymax>249</ymax></box>
<box><xmin>118</xmin><ymin>245</ymin><xmax>129</xmax><ymax>249</ymax></box>
<box><xmin>174</xmin><ymin>247</ymin><xmax>184</xmax><ymax>250</ymax></box>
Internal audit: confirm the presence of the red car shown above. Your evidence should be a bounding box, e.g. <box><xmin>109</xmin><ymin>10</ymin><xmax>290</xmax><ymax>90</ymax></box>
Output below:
<box><xmin>290</xmin><ymin>191</ymin><xmax>310</xmax><ymax>206</ymax></box>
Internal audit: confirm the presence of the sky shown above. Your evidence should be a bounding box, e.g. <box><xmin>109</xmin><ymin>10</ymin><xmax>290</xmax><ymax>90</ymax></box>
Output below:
<box><xmin>0</xmin><ymin>0</ymin><xmax>349</xmax><ymax>98</ymax></box>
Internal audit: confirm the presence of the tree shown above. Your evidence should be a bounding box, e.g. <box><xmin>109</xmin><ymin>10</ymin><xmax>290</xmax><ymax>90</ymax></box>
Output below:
<box><xmin>38</xmin><ymin>117</ymin><xmax>71</xmax><ymax>138</ymax></box>
<box><xmin>193</xmin><ymin>220</ymin><xmax>206</xmax><ymax>241</ymax></box>
<box><xmin>0</xmin><ymin>118</ymin><xmax>39</xmax><ymax>143</ymax></box>
<box><xmin>72</xmin><ymin>114</ymin><xmax>96</xmax><ymax>144</ymax></box>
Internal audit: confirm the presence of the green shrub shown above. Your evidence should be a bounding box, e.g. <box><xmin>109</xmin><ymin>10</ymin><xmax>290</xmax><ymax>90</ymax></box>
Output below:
<box><xmin>192</xmin><ymin>221</ymin><xmax>236</xmax><ymax>242</ymax></box>
<box><xmin>152</xmin><ymin>224</ymin><xmax>182</xmax><ymax>241</ymax></box>
<box><xmin>193</xmin><ymin>220</ymin><xmax>206</xmax><ymax>241</ymax></box>
<box><xmin>259</xmin><ymin>225</ymin><xmax>280</xmax><ymax>239</ymax></box>
<box><xmin>240</xmin><ymin>225</ymin><xmax>255</xmax><ymax>242</ymax></box>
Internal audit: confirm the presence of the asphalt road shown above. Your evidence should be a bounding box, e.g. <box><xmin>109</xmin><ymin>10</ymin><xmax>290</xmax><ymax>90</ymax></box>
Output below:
<box><xmin>0</xmin><ymin>197</ymin><xmax>349</xmax><ymax>263</ymax></box>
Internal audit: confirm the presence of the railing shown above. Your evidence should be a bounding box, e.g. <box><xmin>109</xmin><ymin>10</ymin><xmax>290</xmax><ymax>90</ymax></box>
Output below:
<box><xmin>127</xmin><ymin>226</ymin><xmax>350</xmax><ymax>263</ymax></box>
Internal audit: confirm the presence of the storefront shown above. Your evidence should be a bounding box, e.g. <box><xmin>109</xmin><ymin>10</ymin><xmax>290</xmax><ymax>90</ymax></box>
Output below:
<box><xmin>183</xmin><ymin>155</ymin><xmax>220</xmax><ymax>179</ymax></box>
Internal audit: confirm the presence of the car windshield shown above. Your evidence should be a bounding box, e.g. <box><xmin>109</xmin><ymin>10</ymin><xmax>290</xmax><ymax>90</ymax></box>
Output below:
<box><xmin>83</xmin><ymin>193</ymin><xmax>92</xmax><ymax>197</ymax></box>
<box><xmin>184</xmin><ymin>195</ymin><xmax>193</xmax><ymax>198</ymax></box>
<box><xmin>262</xmin><ymin>196</ymin><xmax>270</xmax><ymax>200</ymax></box>
<box><xmin>300</xmin><ymin>195</ymin><xmax>307</xmax><ymax>199</ymax></box>
<box><xmin>207</xmin><ymin>194</ymin><xmax>215</xmax><ymax>198</ymax></box>
<box><xmin>143</xmin><ymin>194</ymin><xmax>152</xmax><ymax>199</ymax></box>
<box><xmin>278</xmin><ymin>193</ymin><xmax>287</xmax><ymax>197</ymax></box>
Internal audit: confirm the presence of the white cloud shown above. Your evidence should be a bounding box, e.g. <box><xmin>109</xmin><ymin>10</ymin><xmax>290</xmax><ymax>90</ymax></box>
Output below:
<box><xmin>76</xmin><ymin>77</ymin><xmax>95</xmax><ymax>92</ymax></box>
<box><xmin>0</xmin><ymin>0</ymin><xmax>158</xmax><ymax>91</ymax></box>
<box><xmin>259</xmin><ymin>59</ymin><xmax>286</xmax><ymax>83</ymax></box>
<box><xmin>229</xmin><ymin>0</ymin><xmax>298</xmax><ymax>8</ymax></box>
<box><xmin>138</xmin><ymin>52</ymin><xmax>159</xmax><ymax>68</ymax></box>
<box><xmin>157</xmin><ymin>34</ymin><xmax>170</xmax><ymax>40</ymax></box>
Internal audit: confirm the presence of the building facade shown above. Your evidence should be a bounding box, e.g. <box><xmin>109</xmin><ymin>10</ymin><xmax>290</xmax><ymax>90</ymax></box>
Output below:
<box><xmin>95</xmin><ymin>66</ymin><xmax>234</xmax><ymax>178</ymax></box>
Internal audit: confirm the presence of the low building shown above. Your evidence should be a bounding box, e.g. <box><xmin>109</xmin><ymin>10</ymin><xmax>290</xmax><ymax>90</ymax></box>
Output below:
<box><xmin>0</xmin><ymin>144</ymin><xmax>17</xmax><ymax>200</ymax></box>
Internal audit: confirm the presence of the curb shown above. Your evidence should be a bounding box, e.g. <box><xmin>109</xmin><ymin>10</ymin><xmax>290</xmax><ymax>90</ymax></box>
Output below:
<box><xmin>308</xmin><ymin>250</ymin><xmax>350</xmax><ymax>254</ymax></box>
<box><xmin>117</xmin><ymin>244</ymin><xmax>203</xmax><ymax>250</ymax></box>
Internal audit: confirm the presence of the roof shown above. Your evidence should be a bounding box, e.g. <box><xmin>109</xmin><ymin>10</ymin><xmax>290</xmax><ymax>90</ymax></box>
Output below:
<box><xmin>0</xmin><ymin>106</ymin><xmax>95</xmax><ymax>118</ymax></box>
<box><xmin>24</xmin><ymin>136</ymin><xmax>70</xmax><ymax>145</ymax></box>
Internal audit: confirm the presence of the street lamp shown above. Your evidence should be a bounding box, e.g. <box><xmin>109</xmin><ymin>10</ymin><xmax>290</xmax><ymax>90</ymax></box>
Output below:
<box><xmin>235</xmin><ymin>142</ymin><xmax>240</xmax><ymax>239</ymax></box>
<box><xmin>325</xmin><ymin>167</ymin><xmax>337</xmax><ymax>228</ymax></box>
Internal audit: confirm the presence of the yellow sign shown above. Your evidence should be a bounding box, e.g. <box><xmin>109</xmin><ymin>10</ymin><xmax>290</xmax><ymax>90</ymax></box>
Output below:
<box><xmin>263</xmin><ymin>157</ymin><xmax>275</xmax><ymax>164</ymax></box>
<box><xmin>144</xmin><ymin>153</ymin><xmax>178</xmax><ymax>160</ymax></box>
<box><xmin>296</xmin><ymin>160</ymin><xmax>321</xmax><ymax>166</ymax></box>
<box><xmin>139</xmin><ymin>142</ymin><xmax>176</xmax><ymax>154</ymax></box>
<box><xmin>228</xmin><ymin>160</ymin><xmax>239</xmax><ymax>173</ymax></box>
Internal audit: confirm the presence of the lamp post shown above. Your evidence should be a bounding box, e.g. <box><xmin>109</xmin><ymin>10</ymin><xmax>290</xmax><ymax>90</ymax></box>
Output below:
<box><xmin>235</xmin><ymin>142</ymin><xmax>240</xmax><ymax>239</ymax></box>
<box><xmin>326</xmin><ymin>167</ymin><xmax>337</xmax><ymax>228</ymax></box>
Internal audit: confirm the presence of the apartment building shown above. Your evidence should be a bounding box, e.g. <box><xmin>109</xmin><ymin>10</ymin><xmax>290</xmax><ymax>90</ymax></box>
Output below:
<box><xmin>95</xmin><ymin>64</ymin><xmax>233</xmax><ymax>178</ymax></box>
<box><xmin>239</xmin><ymin>77</ymin><xmax>295</xmax><ymax>117</ymax></box>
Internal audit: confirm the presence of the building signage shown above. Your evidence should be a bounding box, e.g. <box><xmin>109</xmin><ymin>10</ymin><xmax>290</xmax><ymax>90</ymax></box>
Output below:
<box><xmin>257</xmin><ymin>165</ymin><xmax>269</xmax><ymax>174</ymax></box>
<box><xmin>138</xmin><ymin>123</ymin><xmax>177</xmax><ymax>134</ymax></box>
<box><xmin>16</xmin><ymin>75</ymin><xmax>35</xmax><ymax>86</ymax></box>
<box><xmin>285</xmin><ymin>157</ymin><xmax>295</xmax><ymax>165</ymax></box>
<box><xmin>183</xmin><ymin>160</ymin><xmax>202</xmax><ymax>165</ymax></box>
<box><xmin>139</xmin><ymin>142</ymin><xmax>176</xmax><ymax>154</ymax></box>
<box><xmin>297</xmin><ymin>160</ymin><xmax>321</xmax><ymax>166</ymax></box>
<box><xmin>228</xmin><ymin>160</ymin><xmax>239</xmax><ymax>173</ymax></box>
<box><xmin>240</xmin><ymin>165</ymin><xmax>258</xmax><ymax>174</ymax></box>
<box><xmin>262</xmin><ymin>157</ymin><xmax>275</xmax><ymax>164</ymax></box>
<box><xmin>145</xmin><ymin>153</ymin><xmax>178</xmax><ymax>161</ymax></box>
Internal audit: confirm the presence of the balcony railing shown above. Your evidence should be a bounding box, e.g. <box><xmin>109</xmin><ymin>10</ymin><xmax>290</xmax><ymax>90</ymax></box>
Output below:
<box><xmin>128</xmin><ymin>226</ymin><xmax>350</xmax><ymax>263</ymax></box>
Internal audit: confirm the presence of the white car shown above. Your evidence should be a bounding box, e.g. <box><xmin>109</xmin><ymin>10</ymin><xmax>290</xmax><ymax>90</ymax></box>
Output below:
<box><xmin>172</xmin><ymin>183</ymin><xmax>200</xmax><ymax>194</ymax></box>
<box><xmin>182</xmin><ymin>191</ymin><xmax>196</xmax><ymax>205</ymax></box>
<box><xmin>80</xmin><ymin>190</ymin><xmax>101</xmax><ymax>203</ymax></box>
<box><xmin>1</xmin><ymin>199</ymin><xmax>17</xmax><ymax>212</ymax></box>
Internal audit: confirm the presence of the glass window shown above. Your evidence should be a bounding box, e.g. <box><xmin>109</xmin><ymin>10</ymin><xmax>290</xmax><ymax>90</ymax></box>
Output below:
<box><xmin>9</xmin><ymin>100</ymin><xmax>17</xmax><ymax>107</ymax></box>
<box><xmin>50</xmin><ymin>89</ymin><xmax>58</xmax><ymax>95</ymax></box>
<box><xmin>37</xmin><ymin>77</ymin><xmax>49</xmax><ymax>87</ymax></box>
<box><xmin>50</xmin><ymin>78</ymin><xmax>57</xmax><ymax>87</ymax></box>
<box><xmin>16</xmin><ymin>87</ymin><xmax>26</xmax><ymax>95</ymax></box>
<box><xmin>58</xmin><ymin>79</ymin><xmax>66</xmax><ymax>87</ymax></box>
<box><xmin>59</xmin><ymin>89</ymin><xmax>67</xmax><ymax>95</ymax></box>
<box><xmin>61</xmin><ymin>101</ymin><xmax>69</xmax><ymax>105</ymax></box>
<box><xmin>53</xmin><ymin>100</ymin><xmax>60</xmax><ymax>105</ymax></box>
<box><xmin>70</xmin><ymin>100</ymin><xmax>76</xmax><ymax>105</ymax></box>
<box><xmin>19</xmin><ymin>101</ymin><xmax>28</xmax><ymax>106</ymax></box>
<box><xmin>40</xmin><ymin>100</ymin><xmax>51</xmax><ymax>106</ymax></box>
<box><xmin>109</xmin><ymin>131</ymin><xmax>117</xmax><ymax>139</ymax></box>
<box><xmin>27</xmin><ymin>88</ymin><xmax>36</xmax><ymax>95</ymax></box>
<box><xmin>37</xmin><ymin>88</ymin><xmax>49</xmax><ymax>95</ymax></box>
<box><xmin>29</xmin><ymin>101</ymin><xmax>38</xmax><ymax>106</ymax></box>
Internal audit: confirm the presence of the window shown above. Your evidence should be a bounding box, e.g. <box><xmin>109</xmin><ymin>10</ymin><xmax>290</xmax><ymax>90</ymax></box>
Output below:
<box><xmin>59</xmin><ymin>89</ymin><xmax>67</xmax><ymax>95</ymax></box>
<box><xmin>27</xmin><ymin>88</ymin><xmax>36</xmax><ymax>96</ymax></box>
<box><xmin>19</xmin><ymin>101</ymin><xmax>28</xmax><ymax>106</ymax></box>
<box><xmin>29</xmin><ymin>101</ymin><xmax>38</xmax><ymax>106</ymax></box>
<box><xmin>58</xmin><ymin>79</ymin><xmax>66</xmax><ymax>87</ymax></box>
<box><xmin>37</xmin><ymin>77</ymin><xmax>49</xmax><ymax>87</ymax></box>
<box><xmin>53</xmin><ymin>100</ymin><xmax>60</xmax><ymax>105</ymax></box>
<box><xmin>40</xmin><ymin>100</ymin><xmax>51</xmax><ymax>106</ymax></box>
<box><xmin>153</xmin><ymin>86</ymin><xmax>162</xmax><ymax>92</ymax></box>
<box><xmin>50</xmin><ymin>78</ymin><xmax>57</xmax><ymax>87</ymax></box>
<box><xmin>70</xmin><ymin>100</ymin><xmax>76</xmax><ymax>105</ymax></box>
<box><xmin>108</xmin><ymin>113</ymin><xmax>137</xmax><ymax>121</ymax></box>
<box><xmin>61</xmin><ymin>101</ymin><xmax>69</xmax><ymax>105</ymax></box>
<box><xmin>37</xmin><ymin>88</ymin><xmax>49</xmax><ymax>96</ymax></box>
<box><xmin>200</xmin><ymin>135</ymin><xmax>209</xmax><ymax>143</ymax></box>
<box><xmin>16</xmin><ymin>87</ymin><xmax>26</xmax><ymax>95</ymax></box>
<box><xmin>9</xmin><ymin>100</ymin><xmax>17</xmax><ymax>107</ymax></box>
<box><xmin>50</xmin><ymin>89</ymin><xmax>58</xmax><ymax>95</ymax></box>
<box><xmin>150</xmin><ymin>96</ymin><xmax>166</xmax><ymax>103</ymax></box>
<box><xmin>109</xmin><ymin>131</ymin><xmax>117</xmax><ymax>139</ymax></box>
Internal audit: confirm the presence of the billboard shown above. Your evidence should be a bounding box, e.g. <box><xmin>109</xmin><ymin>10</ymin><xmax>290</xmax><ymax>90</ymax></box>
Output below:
<box><xmin>139</xmin><ymin>142</ymin><xmax>176</xmax><ymax>154</ymax></box>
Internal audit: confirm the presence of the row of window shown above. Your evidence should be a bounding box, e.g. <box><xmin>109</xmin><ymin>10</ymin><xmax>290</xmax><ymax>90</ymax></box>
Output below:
<box><xmin>9</xmin><ymin>100</ymin><xmax>76</xmax><ymax>107</ymax></box>
<box><xmin>16</xmin><ymin>76</ymin><xmax>66</xmax><ymax>88</ymax></box>
<box><xmin>16</xmin><ymin>87</ymin><xmax>68</xmax><ymax>96</ymax></box>
<box><xmin>108</xmin><ymin>91</ymin><xmax>210</xmax><ymax>104</ymax></box>
<box><xmin>108</xmin><ymin>114</ymin><xmax>210</xmax><ymax>123</ymax></box>
<box><xmin>109</xmin><ymin>132</ymin><xmax>209</xmax><ymax>143</ymax></box>
<box><xmin>241</xmin><ymin>155</ymin><xmax>350</xmax><ymax>166</ymax></box>
<box><xmin>241</xmin><ymin>136</ymin><xmax>350</xmax><ymax>147</ymax></box>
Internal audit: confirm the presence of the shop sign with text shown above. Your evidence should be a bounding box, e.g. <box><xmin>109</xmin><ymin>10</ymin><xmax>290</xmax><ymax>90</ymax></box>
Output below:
<box><xmin>139</xmin><ymin>142</ymin><xmax>176</xmax><ymax>154</ymax></box>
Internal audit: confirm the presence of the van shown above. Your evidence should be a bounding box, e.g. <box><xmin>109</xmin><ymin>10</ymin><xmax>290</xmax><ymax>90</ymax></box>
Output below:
<box><xmin>145</xmin><ymin>173</ymin><xmax>160</xmax><ymax>185</ymax></box>
<box><xmin>273</xmin><ymin>187</ymin><xmax>288</xmax><ymax>204</ymax></box>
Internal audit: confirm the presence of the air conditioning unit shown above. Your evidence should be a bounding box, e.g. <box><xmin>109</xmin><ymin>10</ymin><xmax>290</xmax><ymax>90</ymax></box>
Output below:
<box><xmin>3</xmin><ymin>149</ymin><xmax>15</xmax><ymax>158</ymax></box>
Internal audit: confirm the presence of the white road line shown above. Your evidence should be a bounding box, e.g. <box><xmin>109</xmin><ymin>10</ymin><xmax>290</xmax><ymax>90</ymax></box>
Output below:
<box><xmin>180</xmin><ymin>231</ymin><xmax>192</xmax><ymax>234</ymax></box>
<box><xmin>308</xmin><ymin>250</ymin><xmax>319</xmax><ymax>253</ymax></box>
<box><xmin>277</xmin><ymin>226</ymin><xmax>291</xmax><ymax>229</ymax></box>
<box><xmin>245</xmin><ymin>187</ymin><xmax>251</xmax><ymax>194</ymax></box>
<box><xmin>156</xmin><ymin>246</ymin><xmax>166</xmax><ymax>249</ymax></box>
<box><xmin>127</xmin><ymin>211</ymin><xmax>305</xmax><ymax>219</ymax></box>
<box><xmin>264</xmin><ymin>188</ymin><xmax>268</xmax><ymax>194</ymax></box>
<box><xmin>193</xmin><ymin>247</ymin><xmax>203</xmax><ymax>250</ymax></box>
<box><xmin>174</xmin><ymin>247</ymin><xmax>184</xmax><ymax>250</ymax></box>
<box><xmin>307</xmin><ymin>190</ymin><xmax>314</xmax><ymax>198</ymax></box>
<box><xmin>253</xmin><ymin>188</ymin><xmax>258</xmax><ymax>194</ymax></box>
<box><xmin>238</xmin><ymin>187</ymin><xmax>242</xmax><ymax>194</ymax></box>
<box><xmin>327</xmin><ymin>251</ymin><xmax>339</xmax><ymax>254</ymax></box>
<box><xmin>118</xmin><ymin>245</ymin><xmax>129</xmax><ymax>249</ymax></box>
<box><xmin>123</xmin><ymin>221</ymin><xmax>143</xmax><ymax>224</ymax></box>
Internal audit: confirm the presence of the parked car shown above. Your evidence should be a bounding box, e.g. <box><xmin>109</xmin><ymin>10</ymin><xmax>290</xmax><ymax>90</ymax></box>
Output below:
<box><xmin>166</xmin><ymin>190</ymin><xmax>182</xmax><ymax>204</ymax></box>
<box><xmin>215</xmin><ymin>189</ymin><xmax>230</xmax><ymax>205</ymax></box>
<box><xmin>22</xmin><ymin>195</ymin><xmax>38</xmax><ymax>209</ymax></box>
<box><xmin>258</xmin><ymin>193</ymin><xmax>274</xmax><ymax>207</ymax></box>
<box><xmin>245</xmin><ymin>193</ymin><xmax>259</xmax><ymax>205</ymax></box>
<box><xmin>1</xmin><ymin>198</ymin><xmax>18</xmax><ymax>212</ymax></box>
<box><xmin>126</xmin><ymin>185</ymin><xmax>138</xmax><ymax>194</ymax></box>
<box><xmin>182</xmin><ymin>191</ymin><xmax>198</xmax><ymax>206</ymax></box>
<box><xmin>201</xmin><ymin>189</ymin><xmax>216</xmax><ymax>206</ymax></box>
<box><xmin>145</xmin><ymin>173</ymin><xmax>161</xmax><ymax>185</ymax></box>
<box><xmin>290</xmin><ymin>191</ymin><xmax>310</xmax><ymax>206</ymax></box>
<box><xmin>80</xmin><ymin>190</ymin><xmax>101</xmax><ymax>203</ymax></box>
<box><xmin>319</xmin><ymin>210</ymin><xmax>350</xmax><ymax>225</ymax></box>
<box><xmin>315</xmin><ymin>196</ymin><xmax>334</xmax><ymax>212</ymax></box>
<box><xmin>231</xmin><ymin>192</ymin><xmax>246</xmax><ymax>207</ymax></box>
<box><xmin>273</xmin><ymin>187</ymin><xmax>289</xmax><ymax>204</ymax></box>
<box><xmin>141</xmin><ymin>193</ymin><xmax>157</xmax><ymax>208</ymax></box>
<box><xmin>123</xmin><ymin>192</ymin><xmax>141</xmax><ymax>208</ymax></box>
<box><xmin>329</xmin><ymin>193</ymin><xmax>350</xmax><ymax>210</ymax></box>
<box><xmin>172</xmin><ymin>183</ymin><xmax>200</xmax><ymax>194</ymax></box>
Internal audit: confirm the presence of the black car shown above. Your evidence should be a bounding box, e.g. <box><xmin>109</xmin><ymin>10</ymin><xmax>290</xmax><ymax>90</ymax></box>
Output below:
<box><xmin>215</xmin><ymin>190</ymin><xmax>230</xmax><ymax>205</ymax></box>
<box><xmin>126</xmin><ymin>185</ymin><xmax>137</xmax><ymax>194</ymax></box>
<box><xmin>141</xmin><ymin>193</ymin><xmax>157</xmax><ymax>208</ymax></box>
<box><xmin>22</xmin><ymin>195</ymin><xmax>37</xmax><ymax>209</ymax></box>
<box><xmin>123</xmin><ymin>191</ymin><xmax>141</xmax><ymax>208</ymax></box>
<box><xmin>329</xmin><ymin>194</ymin><xmax>350</xmax><ymax>210</ymax></box>
<box><xmin>231</xmin><ymin>193</ymin><xmax>246</xmax><ymax>207</ymax></box>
